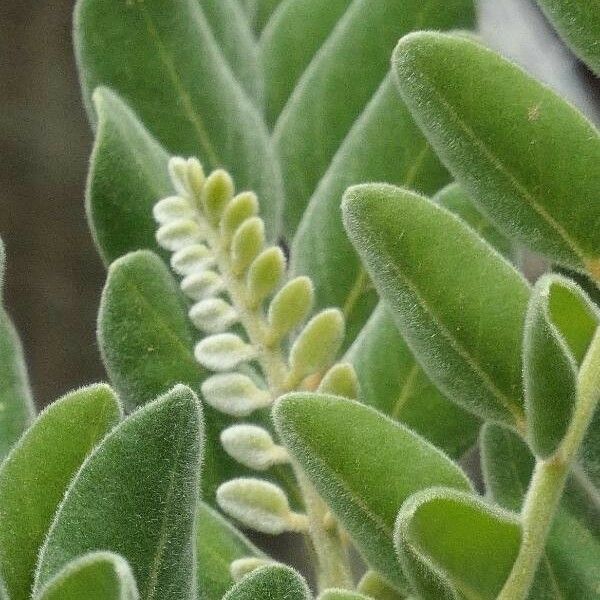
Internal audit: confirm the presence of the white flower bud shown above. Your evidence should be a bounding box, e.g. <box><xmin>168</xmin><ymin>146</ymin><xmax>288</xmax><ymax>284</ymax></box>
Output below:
<box><xmin>231</xmin><ymin>217</ymin><xmax>265</xmax><ymax>276</ymax></box>
<box><xmin>201</xmin><ymin>373</ymin><xmax>271</xmax><ymax>417</ymax></box>
<box><xmin>189</xmin><ymin>298</ymin><xmax>238</xmax><ymax>333</ymax></box>
<box><xmin>221</xmin><ymin>192</ymin><xmax>259</xmax><ymax>241</ymax></box>
<box><xmin>318</xmin><ymin>363</ymin><xmax>360</xmax><ymax>400</ymax></box>
<box><xmin>156</xmin><ymin>219</ymin><xmax>202</xmax><ymax>252</ymax></box>
<box><xmin>267</xmin><ymin>277</ymin><xmax>314</xmax><ymax>345</ymax></box>
<box><xmin>246</xmin><ymin>247</ymin><xmax>286</xmax><ymax>309</ymax></box>
<box><xmin>230</xmin><ymin>558</ymin><xmax>274</xmax><ymax>582</ymax></box>
<box><xmin>217</xmin><ymin>478</ymin><xmax>308</xmax><ymax>535</ymax></box>
<box><xmin>194</xmin><ymin>334</ymin><xmax>257</xmax><ymax>372</ymax></box>
<box><xmin>186</xmin><ymin>157</ymin><xmax>206</xmax><ymax>200</ymax></box>
<box><xmin>153</xmin><ymin>196</ymin><xmax>195</xmax><ymax>224</ymax></box>
<box><xmin>168</xmin><ymin>157</ymin><xmax>192</xmax><ymax>197</ymax></box>
<box><xmin>202</xmin><ymin>169</ymin><xmax>235</xmax><ymax>224</ymax></box>
<box><xmin>220</xmin><ymin>425</ymin><xmax>288</xmax><ymax>470</ymax></box>
<box><xmin>170</xmin><ymin>244</ymin><xmax>213</xmax><ymax>276</ymax></box>
<box><xmin>180</xmin><ymin>270</ymin><xmax>224</xmax><ymax>301</ymax></box>
<box><xmin>289</xmin><ymin>309</ymin><xmax>345</xmax><ymax>383</ymax></box>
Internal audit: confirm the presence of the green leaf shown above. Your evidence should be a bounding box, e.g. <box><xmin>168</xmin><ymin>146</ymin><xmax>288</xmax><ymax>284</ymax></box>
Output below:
<box><xmin>223</xmin><ymin>565</ymin><xmax>311</xmax><ymax>600</ymax></box>
<box><xmin>35</xmin><ymin>385</ymin><xmax>203</xmax><ymax>600</ymax></box>
<box><xmin>395</xmin><ymin>488</ymin><xmax>521</xmax><ymax>600</ymax></box>
<box><xmin>535</xmin><ymin>0</ymin><xmax>600</xmax><ymax>76</ymax></box>
<box><xmin>433</xmin><ymin>183</ymin><xmax>515</xmax><ymax>261</ymax></box>
<box><xmin>358</xmin><ymin>571</ymin><xmax>407</xmax><ymax>600</ymax></box>
<box><xmin>273</xmin><ymin>0</ymin><xmax>474</xmax><ymax>232</ymax></box>
<box><xmin>86</xmin><ymin>88</ymin><xmax>171</xmax><ymax>264</ymax></box>
<box><xmin>524</xmin><ymin>274</ymin><xmax>598</xmax><ymax>458</ymax></box>
<box><xmin>274</xmin><ymin>393</ymin><xmax>472</xmax><ymax>591</ymax></box>
<box><xmin>74</xmin><ymin>0</ymin><xmax>283</xmax><ymax>237</ymax></box>
<box><xmin>195</xmin><ymin>501</ymin><xmax>265</xmax><ymax>600</ymax></box>
<box><xmin>318</xmin><ymin>591</ymin><xmax>370</xmax><ymax>600</ymax></box>
<box><xmin>347</xmin><ymin>303</ymin><xmax>480</xmax><ymax>459</ymax></box>
<box><xmin>392</xmin><ymin>32</ymin><xmax>600</xmax><ymax>278</ymax></box>
<box><xmin>291</xmin><ymin>76</ymin><xmax>449</xmax><ymax>343</ymax></box>
<box><xmin>260</xmin><ymin>0</ymin><xmax>352</xmax><ymax>126</ymax></box>
<box><xmin>481</xmin><ymin>424</ymin><xmax>600</xmax><ymax>598</ymax></box>
<box><xmin>342</xmin><ymin>184</ymin><xmax>530</xmax><ymax>428</ymax></box>
<box><xmin>0</xmin><ymin>384</ymin><xmax>121</xmax><ymax>600</ymax></box>
<box><xmin>37</xmin><ymin>552</ymin><xmax>139</xmax><ymax>600</ymax></box>
<box><xmin>98</xmin><ymin>249</ymin><xmax>242</xmax><ymax>500</ymax></box>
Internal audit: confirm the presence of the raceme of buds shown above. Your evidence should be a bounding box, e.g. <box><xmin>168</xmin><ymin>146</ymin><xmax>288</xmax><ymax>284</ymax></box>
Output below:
<box><xmin>231</xmin><ymin>217</ymin><xmax>265</xmax><ymax>276</ymax></box>
<box><xmin>318</xmin><ymin>363</ymin><xmax>360</xmax><ymax>399</ymax></box>
<box><xmin>155</xmin><ymin>219</ymin><xmax>202</xmax><ymax>252</ymax></box>
<box><xmin>216</xmin><ymin>478</ymin><xmax>308</xmax><ymax>535</ymax></box>
<box><xmin>221</xmin><ymin>192</ymin><xmax>259</xmax><ymax>241</ymax></box>
<box><xmin>170</xmin><ymin>244</ymin><xmax>213</xmax><ymax>276</ymax></box>
<box><xmin>201</xmin><ymin>373</ymin><xmax>271</xmax><ymax>417</ymax></box>
<box><xmin>266</xmin><ymin>277</ymin><xmax>314</xmax><ymax>345</ymax></box>
<box><xmin>194</xmin><ymin>334</ymin><xmax>257</xmax><ymax>372</ymax></box>
<box><xmin>153</xmin><ymin>196</ymin><xmax>195</xmax><ymax>224</ymax></box>
<box><xmin>202</xmin><ymin>169</ymin><xmax>235</xmax><ymax>225</ymax></box>
<box><xmin>246</xmin><ymin>246</ymin><xmax>286</xmax><ymax>309</ymax></box>
<box><xmin>188</xmin><ymin>298</ymin><xmax>238</xmax><ymax>334</ymax></box>
<box><xmin>168</xmin><ymin>156</ymin><xmax>193</xmax><ymax>197</ymax></box>
<box><xmin>180</xmin><ymin>270</ymin><xmax>224</xmax><ymax>301</ymax></box>
<box><xmin>220</xmin><ymin>424</ymin><xmax>288</xmax><ymax>470</ymax></box>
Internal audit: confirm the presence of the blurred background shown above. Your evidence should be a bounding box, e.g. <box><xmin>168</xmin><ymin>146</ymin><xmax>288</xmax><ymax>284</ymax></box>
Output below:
<box><xmin>0</xmin><ymin>0</ymin><xmax>598</xmax><ymax>408</ymax></box>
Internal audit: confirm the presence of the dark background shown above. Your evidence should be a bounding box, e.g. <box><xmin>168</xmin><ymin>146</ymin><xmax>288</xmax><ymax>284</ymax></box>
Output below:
<box><xmin>0</xmin><ymin>0</ymin><xmax>598</xmax><ymax>408</ymax></box>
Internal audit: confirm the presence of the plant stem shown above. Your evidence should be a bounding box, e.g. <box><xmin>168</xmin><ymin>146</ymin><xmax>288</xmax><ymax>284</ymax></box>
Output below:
<box><xmin>498</xmin><ymin>329</ymin><xmax>600</xmax><ymax>600</ymax></box>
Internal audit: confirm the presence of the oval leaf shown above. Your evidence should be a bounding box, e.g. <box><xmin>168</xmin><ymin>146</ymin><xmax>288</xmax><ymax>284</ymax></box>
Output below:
<box><xmin>392</xmin><ymin>32</ymin><xmax>600</xmax><ymax>277</ymax></box>
<box><xmin>274</xmin><ymin>393</ymin><xmax>472</xmax><ymax>590</ymax></box>
<box><xmin>342</xmin><ymin>183</ymin><xmax>530</xmax><ymax>428</ymax></box>
<box><xmin>38</xmin><ymin>552</ymin><xmax>139</xmax><ymax>600</ymax></box>
<box><xmin>0</xmin><ymin>384</ymin><xmax>121</xmax><ymax>600</ymax></box>
<box><xmin>223</xmin><ymin>565</ymin><xmax>311</xmax><ymax>600</ymax></box>
<box><xmin>35</xmin><ymin>385</ymin><xmax>203</xmax><ymax>600</ymax></box>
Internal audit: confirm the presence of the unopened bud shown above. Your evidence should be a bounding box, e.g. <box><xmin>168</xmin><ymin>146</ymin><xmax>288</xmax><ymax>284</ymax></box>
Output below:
<box><xmin>318</xmin><ymin>363</ymin><xmax>360</xmax><ymax>399</ymax></box>
<box><xmin>202</xmin><ymin>169</ymin><xmax>235</xmax><ymax>224</ymax></box>
<box><xmin>194</xmin><ymin>334</ymin><xmax>257</xmax><ymax>371</ymax></box>
<box><xmin>231</xmin><ymin>217</ymin><xmax>265</xmax><ymax>276</ymax></box>
<box><xmin>170</xmin><ymin>244</ymin><xmax>213</xmax><ymax>276</ymax></box>
<box><xmin>246</xmin><ymin>247</ymin><xmax>286</xmax><ymax>309</ymax></box>
<box><xmin>153</xmin><ymin>196</ymin><xmax>195</xmax><ymax>224</ymax></box>
<box><xmin>186</xmin><ymin>157</ymin><xmax>206</xmax><ymax>200</ymax></box>
<box><xmin>181</xmin><ymin>270</ymin><xmax>224</xmax><ymax>301</ymax></box>
<box><xmin>289</xmin><ymin>309</ymin><xmax>345</xmax><ymax>382</ymax></box>
<box><xmin>201</xmin><ymin>373</ymin><xmax>271</xmax><ymax>417</ymax></box>
<box><xmin>189</xmin><ymin>298</ymin><xmax>238</xmax><ymax>333</ymax></box>
<box><xmin>230</xmin><ymin>558</ymin><xmax>274</xmax><ymax>582</ymax></box>
<box><xmin>267</xmin><ymin>277</ymin><xmax>314</xmax><ymax>345</ymax></box>
<box><xmin>217</xmin><ymin>478</ymin><xmax>308</xmax><ymax>535</ymax></box>
<box><xmin>220</xmin><ymin>425</ymin><xmax>288</xmax><ymax>470</ymax></box>
<box><xmin>156</xmin><ymin>219</ymin><xmax>203</xmax><ymax>252</ymax></box>
<box><xmin>221</xmin><ymin>192</ymin><xmax>259</xmax><ymax>241</ymax></box>
<box><xmin>168</xmin><ymin>157</ymin><xmax>192</xmax><ymax>197</ymax></box>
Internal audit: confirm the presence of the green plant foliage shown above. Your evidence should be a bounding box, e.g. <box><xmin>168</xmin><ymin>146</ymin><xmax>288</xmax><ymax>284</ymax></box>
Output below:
<box><xmin>0</xmin><ymin>384</ymin><xmax>121</xmax><ymax>600</ymax></box>
<box><xmin>273</xmin><ymin>0</ymin><xmax>474</xmax><ymax>232</ymax></box>
<box><xmin>357</xmin><ymin>571</ymin><xmax>407</xmax><ymax>600</ymax></box>
<box><xmin>343</xmin><ymin>184</ymin><xmax>530</xmax><ymax>428</ymax></box>
<box><xmin>222</xmin><ymin>564</ymin><xmax>311</xmax><ymax>600</ymax></box>
<box><xmin>535</xmin><ymin>0</ymin><xmax>600</xmax><ymax>75</ymax></box>
<box><xmin>35</xmin><ymin>385</ymin><xmax>203</xmax><ymax>600</ymax></box>
<box><xmin>395</xmin><ymin>488</ymin><xmax>521</xmax><ymax>600</ymax></box>
<box><xmin>318</xmin><ymin>590</ymin><xmax>370</xmax><ymax>600</ymax></box>
<box><xmin>195</xmin><ymin>501</ymin><xmax>265</xmax><ymax>599</ymax></box>
<box><xmin>74</xmin><ymin>0</ymin><xmax>283</xmax><ymax>237</ymax></box>
<box><xmin>274</xmin><ymin>393</ymin><xmax>472</xmax><ymax>591</ymax></box>
<box><xmin>392</xmin><ymin>32</ymin><xmax>600</xmax><ymax>278</ymax></box>
<box><xmin>291</xmin><ymin>76</ymin><xmax>449</xmax><ymax>342</ymax></box>
<box><xmin>524</xmin><ymin>275</ymin><xmax>598</xmax><ymax>458</ymax></box>
<box><xmin>97</xmin><ymin>249</ymin><xmax>243</xmax><ymax>500</ymax></box>
<box><xmin>37</xmin><ymin>552</ymin><xmax>139</xmax><ymax>600</ymax></box>
<box><xmin>347</xmin><ymin>303</ymin><xmax>480</xmax><ymax>458</ymax></box>
<box><xmin>86</xmin><ymin>87</ymin><xmax>171</xmax><ymax>264</ymax></box>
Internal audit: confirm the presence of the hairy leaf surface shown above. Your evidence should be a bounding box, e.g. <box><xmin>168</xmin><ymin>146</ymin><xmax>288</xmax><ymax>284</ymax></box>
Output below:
<box><xmin>222</xmin><ymin>565</ymin><xmax>311</xmax><ymax>600</ymax></box>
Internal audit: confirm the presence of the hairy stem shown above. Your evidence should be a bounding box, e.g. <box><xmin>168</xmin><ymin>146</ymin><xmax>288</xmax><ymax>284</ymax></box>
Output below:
<box><xmin>498</xmin><ymin>329</ymin><xmax>600</xmax><ymax>600</ymax></box>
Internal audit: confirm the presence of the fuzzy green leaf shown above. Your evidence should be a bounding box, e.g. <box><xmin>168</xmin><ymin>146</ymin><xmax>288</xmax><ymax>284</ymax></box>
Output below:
<box><xmin>481</xmin><ymin>424</ymin><xmax>600</xmax><ymax>598</ymax></box>
<box><xmin>37</xmin><ymin>552</ymin><xmax>139</xmax><ymax>600</ymax></box>
<box><xmin>74</xmin><ymin>0</ymin><xmax>283</xmax><ymax>237</ymax></box>
<box><xmin>241</xmin><ymin>0</ymin><xmax>283</xmax><ymax>33</ymax></box>
<box><xmin>524</xmin><ymin>275</ymin><xmax>598</xmax><ymax>458</ymax></box>
<box><xmin>392</xmin><ymin>32</ymin><xmax>600</xmax><ymax>277</ymax></box>
<box><xmin>98</xmin><ymin>250</ymin><xmax>242</xmax><ymax>500</ymax></box>
<box><xmin>0</xmin><ymin>384</ymin><xmax>121</xmax><ymax>600</ymax></box>
<box><xmin>223</xmin><ymin>565</ymin><xmax>311</xmax><ymax>600</ymax></box>
<box><xmin>274</xmin><ymin>393</ymin><xmax>472</xmax><ymax>591</ymax></box>
<box><xmin>318</xmin><ymin>591</ymin><xmax>370</xmax><ymax>600</ymax></box>
<box><xmin>357</xmin><ymin>571</ymin><xmax>407</xmax><ymax>600</ymax></box>
<box><xmin>195</xmin><ymin>501</ymin><xmax>265</xmax><ymax>600</ymax></box>
<box><xmin>291</xmin><ymin>76</ymin><xmax>449</xmax><ymax>343</ymax></box>
<box><xmin>347</xmin><ymin>303</ymin><xmax>479</xmax><ymax>458</ymax></box>
<box><xmin>395</xmin><ymin>488</ymin><xmax>521</xmax><ymax>600</ymax></box>
<box><xmin>35</xmin><ymin>385</ymin><xmax>203</xmax><ymax>600</ymax></box>
<box><xmin>343</xmin><ymin>184</ymin><xmax>530</xmax><ymax>428</ymax></box>
<box><xmin>86</xmin><ymin>88</ymin><xmax>171</xmax><ymax>264</ymax></box>
<box><xmin>273</xmin><ymin>0</ymin><xmax>474</xmax><ymax>232</ymax></box>
<box><xmin>535</xmin><ymin>0</ymin><xmax>600</xmax><ymax>76</ymax></box>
